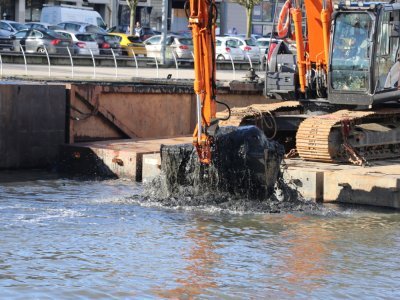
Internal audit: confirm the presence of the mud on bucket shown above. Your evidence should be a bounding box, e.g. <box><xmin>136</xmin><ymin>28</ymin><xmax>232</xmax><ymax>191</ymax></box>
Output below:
<box><xmin>159</xmin><ymin>126</ymin><xmax>285</xmax><ymax>200</ymax></box>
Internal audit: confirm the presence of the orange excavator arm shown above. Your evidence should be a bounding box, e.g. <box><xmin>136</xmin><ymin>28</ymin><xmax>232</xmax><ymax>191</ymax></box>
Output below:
<box><xmin>289</xmin><ymin>0</ymin><xmax>333</xmax><ymax>93</ymax></box>
<box><xmin>188</xmin><ymin>0</ymin><xmax>218</xmax><ymax>164</ymax></box>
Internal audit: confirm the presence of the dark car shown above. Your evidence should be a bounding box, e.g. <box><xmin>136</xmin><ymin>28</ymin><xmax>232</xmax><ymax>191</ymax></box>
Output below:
<box><xmin>11</xmin><ymin>29</ymin><xmax>72</xmax><ymax>54</ymax></box>
<box><xmin>0</xmin><ymin>20</ymin><xmax>27</xmax><ymax>37</ymax></box>
<box><xmin>0</xmin><ymin>36</ymin><xmax>13</xmax><ymax>50</ymax></box>
<box><xmin>141</xmin><ymin>27</ymin><xmax>156</xmax><ymax>41</ymax></box>
<box><xmin>0</xmin><ymin>21</ymin><xmax>27</xmax><ymax>50</ymax></box>
<box><xmin>92</xmin><ymin>33</ymin><xmax>122</xmax><ymax>55</ymax></box>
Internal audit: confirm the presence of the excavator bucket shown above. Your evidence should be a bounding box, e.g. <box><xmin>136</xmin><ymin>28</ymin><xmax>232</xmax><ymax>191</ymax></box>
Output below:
<box><xmin>156</xmin><ymin>126</ymin><xmax>285</xmax><ymax>201</ymax></box>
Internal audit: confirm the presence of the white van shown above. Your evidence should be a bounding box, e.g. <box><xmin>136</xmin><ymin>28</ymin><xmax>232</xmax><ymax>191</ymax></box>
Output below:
<box><xmin>40</xmin><ymin>6</ymin><xmax>106</xmax><ymax>29</ymax></box>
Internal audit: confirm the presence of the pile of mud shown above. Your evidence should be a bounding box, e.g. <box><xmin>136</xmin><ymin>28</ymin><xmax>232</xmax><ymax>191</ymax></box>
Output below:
<box><xmin>142</xmin><ymin>126</ymin><xmax>320</xmax><ymax>213</ymax></box>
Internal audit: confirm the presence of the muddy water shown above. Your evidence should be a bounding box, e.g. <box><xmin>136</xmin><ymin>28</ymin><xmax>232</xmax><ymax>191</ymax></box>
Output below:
<box><xmin>1</xmin><ymin>171</ymin><xmax>400</xmax><ymax>299</ymax></box>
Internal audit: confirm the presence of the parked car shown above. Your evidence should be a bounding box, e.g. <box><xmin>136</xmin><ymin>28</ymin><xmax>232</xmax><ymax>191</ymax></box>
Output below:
<box><xmin>0</xmin><ymin>36</ymin><xmax>13</xmax><ymax>50</ymax></box>
<box><xmin>0</xmin><ymin>21</ymin><xmax>27</xmax><ymax>50</ymax></box>
<box><xmin>256</xmin><ymin>38</ymin><xmax>270</xmax><ymax>56</ymax></box>
<box><xmin>25</xmin><ymin>22</ymin><xmax>63</xmax><ymax>31</ymax></box>
<box><xmin>11</xmin><ymin>29</ymin><xmax>72</xmax><ymax>54</ymax></box>
<box><xmin>57</xmin><ymin>22</ymin><xmax>106</xmax><ymax>34</ymax></box>
<box><xmin>92</xmin><ymin>33</ymin><xmax>122</xmax><ymax>55</ymax></box>
<box><xmin>215</xmin><ymin>36</ymin><xmax>245</xmax><ymax>61</ymax></box>
<box><xmin>108</xmin><ymin>33</ymin><xmax>146</xmax><ymax>57</ymax></box>
<box><xmin>0</xmin><ymin>21</ymin><xmax>27</xmax><ymax>37</ymax></box>
<box><xmin>141</xmin><ymin>27</ymin><xmax>156</xmax><ymax>41</ymax></box>
<box><xmin>55</xmin><ymin>30</ymin><xmax>100</xmax><ymax>55</ymax></box>
<box><xmin>143</xmin><ymin>35</ymin><xmax>193</xmax><ymax>60</ymax></box>
<box><xmin>226</xmin><ymin>36</ymin><xmax>260</xmax><ymax>62</ymax></box>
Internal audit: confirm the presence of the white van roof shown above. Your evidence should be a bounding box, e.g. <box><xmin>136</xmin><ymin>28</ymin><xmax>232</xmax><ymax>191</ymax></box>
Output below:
<box><xmin>40</xmin><ymin>6</ymin><xmax>105</xmax><ymax>28</ymax></box>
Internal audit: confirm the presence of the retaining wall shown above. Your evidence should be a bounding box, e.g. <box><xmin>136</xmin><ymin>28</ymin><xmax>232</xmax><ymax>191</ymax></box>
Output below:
<box><xmin>0</xmin><ymin>83</ymin><xmax>66</xmax><ymax>169</ymax></box>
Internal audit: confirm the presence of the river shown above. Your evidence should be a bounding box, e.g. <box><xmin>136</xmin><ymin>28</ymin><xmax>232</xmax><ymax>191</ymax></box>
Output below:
<box><xmin>0</xmin><ymin>171</ymin><xmax>399</xmax><ymax>299</ymax></box>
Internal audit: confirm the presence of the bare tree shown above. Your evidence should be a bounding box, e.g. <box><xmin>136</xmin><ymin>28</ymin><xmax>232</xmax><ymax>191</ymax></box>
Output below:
<box><xmin>126</xmin><ymin>0</ymin><xmax>139</xmax><ymax>35</ymax></box>
<box><xmin>234</xmin><ymin>0</ymin><xmax>263</xmax><ymax>37</ymax></box>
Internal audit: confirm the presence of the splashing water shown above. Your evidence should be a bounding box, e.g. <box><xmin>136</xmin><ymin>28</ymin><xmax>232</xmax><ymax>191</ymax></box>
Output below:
<box><xmin>143</xmin><ymin>126</ymin><xmax>320</xmax><ymax>213</ymax></box>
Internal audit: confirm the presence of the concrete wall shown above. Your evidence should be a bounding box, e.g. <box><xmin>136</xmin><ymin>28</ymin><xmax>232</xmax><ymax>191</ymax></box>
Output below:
<box><xmin>0</xmin><ymin>84</ymin><xmax>66</xmax><ymax>169</ymax></box>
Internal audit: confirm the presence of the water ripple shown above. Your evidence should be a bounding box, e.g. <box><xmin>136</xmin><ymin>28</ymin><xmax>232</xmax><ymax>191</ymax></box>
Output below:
<box><xmin>0</xmin><ymin>171</ymin><xmax>400</xmax><ymax>298</ymax></box>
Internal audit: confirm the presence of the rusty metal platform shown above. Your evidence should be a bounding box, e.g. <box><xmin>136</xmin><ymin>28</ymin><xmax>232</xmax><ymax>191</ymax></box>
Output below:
<box><xmin>59</xmin><ymin>137</ymin><xmax>192</xmax><ymax>181</ymax></box>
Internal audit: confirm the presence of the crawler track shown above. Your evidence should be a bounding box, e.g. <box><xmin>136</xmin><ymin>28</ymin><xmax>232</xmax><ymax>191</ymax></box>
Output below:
<box><xmin>218</xmin><ymin>102</ymin><xmax>400</xmax><ymax>165</ymax></box>
<box><xmin>296</xmin><ymin>109</ymin><xmax>400</xmax><ymax>164</ymax></box>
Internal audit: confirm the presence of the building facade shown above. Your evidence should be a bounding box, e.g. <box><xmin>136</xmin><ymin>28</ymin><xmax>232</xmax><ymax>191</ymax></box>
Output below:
<box><xmin>218</xmin><ymin>0</ymin><xmax>283</xmax><ymax>36</ymax></box>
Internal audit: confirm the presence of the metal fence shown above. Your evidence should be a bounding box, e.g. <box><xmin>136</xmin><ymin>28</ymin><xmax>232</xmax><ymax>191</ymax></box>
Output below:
<box><xmin>0</xmin><ymin>45</ymin><xmax>267</xmax><ymax>81</ymax></box>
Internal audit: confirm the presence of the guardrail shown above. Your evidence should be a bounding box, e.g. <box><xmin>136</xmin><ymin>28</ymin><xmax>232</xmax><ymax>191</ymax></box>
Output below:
<box><xmin>0</xmin><ymin>46</ymin><xmax>265</xmax><ymax>81</ymax></box>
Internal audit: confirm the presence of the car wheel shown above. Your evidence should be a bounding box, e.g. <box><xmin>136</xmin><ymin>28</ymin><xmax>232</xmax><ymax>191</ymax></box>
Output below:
<box><xmin>37</xmin><ymin>47</ymin><xmax>46</xmax><ymax>54</ymax></box>
<box><xmin>217</xmin><ymin>54</ymin><xmax>225</xmax><ymax>61</ymax></box>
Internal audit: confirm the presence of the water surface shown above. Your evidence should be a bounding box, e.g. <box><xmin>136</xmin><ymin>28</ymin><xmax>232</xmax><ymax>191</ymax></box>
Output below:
<box><xmin>0</xmin><ymin>171</ymin><xmax>399</xmax><ymax>299</ymax></box>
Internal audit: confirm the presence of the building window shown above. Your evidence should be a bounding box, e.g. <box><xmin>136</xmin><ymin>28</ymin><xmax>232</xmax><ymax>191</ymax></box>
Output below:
<box><xmin>0</xmin><ymin>0</ymin><xmax>15</xmax><ymax>20</ymax></box>
<box><xmin>26</xmin><ymin>0</ymin><xmax>45</xmax><ymax>22</ymax></box>
<box><xmin>253</xmin><ymin>0</ymin><xmax>277</xmax><ymax>23</ymax></box>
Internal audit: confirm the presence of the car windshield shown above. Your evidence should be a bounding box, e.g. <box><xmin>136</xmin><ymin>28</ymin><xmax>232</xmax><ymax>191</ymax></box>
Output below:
<box><xmin>86</xmin><ymin>25</ymin><xmax>105</xmax><ymax>33</ymax></box>
<box><xmin>104</xmin><ymin>35</ymin><xmax>119</xmax><ymax>43</ymax></box>
<box><xmin>49</xmin><ymin>25</ymin><xmax>63</xmax><ymax>30</ymax></box>
<box><xmin>226</xmin><ymin>40</ymin><xmax>238</xmax><ymax>48</ymax></box>
<box><xmin>45</xmin><ymin>30</ymin><xmax>65</xmax><ymax>39</ymax></box>
<box><xmin>245</xmin><ymin>38</ymin><xmax>256</xmax><ymax>46</ymax></box>
<box><xmin>178</xmin><ymin>38</ymin><xmax>192</xmax><ymax>45</ymax></box>
<box><xmin>57</xmin><ymin>32</ymin><xmax>71</xmax><ymax>39</ymax></box>
<box><xmin>256</xmin><ymin>40</ymin><xmax>270</xmax><ymax>47</ymax></box>
<box><xmin>12</xmin><ymin>23</ymin><xmax>28</xmax><ymax>31</ymax></box>
<box><xmin>127</xmin><ymin>36</ymin><xmax>142</xmax><ymax>43</ymax></box>
<box><xmin>76</xmin><ymin>34</ymin><xmax>95</xmax><ymax>42</ymax></box>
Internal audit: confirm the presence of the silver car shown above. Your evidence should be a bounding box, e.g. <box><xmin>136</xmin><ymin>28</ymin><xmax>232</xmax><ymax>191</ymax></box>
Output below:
<box><xmin>215</xmin><ymin>37</ymin><xmax>245</xmax><ymax>61</ymax></box>
<box><xmin>55</xmin><ymin>30</ymin><xmax>100</xmax><ymax>55</ymax></box>
<box><xmin>144</xmin><ymin>35</ymin><xmax>193</xmax><ymax>60</ymax></box>
<box><xmin>11</xmin><ymin>29</ymin><xmax>72</xmax><ymax>54</ymax></box>
<box><xmin>57</xmin><ymin>22</ymin><xmax>106</xmax><ymax>34</ymax></box>
<box><xmin>227</xmin><ymin>36</ymin><xmax>260</xmax><ymax>62</ymax></box>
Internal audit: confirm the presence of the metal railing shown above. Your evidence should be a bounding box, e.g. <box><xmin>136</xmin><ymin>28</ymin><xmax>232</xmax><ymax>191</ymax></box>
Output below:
<box><xmin>0</xmin><ymin>46</ymin><xmax>263</xmax><ymax>81</ymax></box>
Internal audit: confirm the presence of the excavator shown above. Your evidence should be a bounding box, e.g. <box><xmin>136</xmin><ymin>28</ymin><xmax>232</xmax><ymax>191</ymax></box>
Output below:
<box><xmin>157</xmin><ymin>0</ymin><xmax>400</xmax><ymax>201</ymax></box>
<box><xmin>186</xmin><ymin>0</ymin><xmax>400</xmax><ymax>167</ymax></box>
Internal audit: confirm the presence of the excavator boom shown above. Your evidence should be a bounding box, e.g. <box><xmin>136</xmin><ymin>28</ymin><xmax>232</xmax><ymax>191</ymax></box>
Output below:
<box><xmin>189</xmin><ymin>0</ymin><xmax>218</xmax><ymax>164</ymax></box>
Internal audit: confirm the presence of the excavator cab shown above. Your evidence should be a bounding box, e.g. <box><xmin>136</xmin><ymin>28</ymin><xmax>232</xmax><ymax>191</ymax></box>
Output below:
<box><xmin>263</xmin><ymin>1</ymin><xmax>400</xmax><ymax>164</ymax></box>
<box><xmin>328</xmin><ymin>2</ymin><xmax>400</xmax><ymax>106</ymax></box>
<box><xmin>267</xmin><ymin>1</ymin><xmax>400</xmax><ymax>108</ymax></box>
